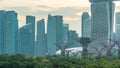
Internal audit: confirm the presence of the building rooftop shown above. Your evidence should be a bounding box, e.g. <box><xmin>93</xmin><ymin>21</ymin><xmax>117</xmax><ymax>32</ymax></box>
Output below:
<box><xmin>89</xmin><ymin>0</ymin><xmax>113</xmax><ymax>3</ymax></box>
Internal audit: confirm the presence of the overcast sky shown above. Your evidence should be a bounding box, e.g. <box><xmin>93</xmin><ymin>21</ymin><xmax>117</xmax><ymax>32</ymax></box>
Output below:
<box><xmin>0</xmin><ymin>0</ymin><xmax>120</xmax><ymax>36</ymax></box>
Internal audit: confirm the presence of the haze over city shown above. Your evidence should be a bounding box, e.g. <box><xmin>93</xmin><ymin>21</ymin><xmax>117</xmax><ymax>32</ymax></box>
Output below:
<box><xmin>1</xmin><ymin>1</ymin><xmax>120</xmax><ymax>67</ymax></box>
<box><xmin>0</xmin><ymin>0</ymin><xmax>120</xmax><ymax>36</ymax></box>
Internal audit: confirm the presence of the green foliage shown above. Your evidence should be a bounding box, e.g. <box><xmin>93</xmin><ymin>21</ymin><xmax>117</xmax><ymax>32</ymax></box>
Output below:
<box><xmin>0</xmin><ymin>54</ymin><xmax>120</xmax><ymax>68</ymax></box>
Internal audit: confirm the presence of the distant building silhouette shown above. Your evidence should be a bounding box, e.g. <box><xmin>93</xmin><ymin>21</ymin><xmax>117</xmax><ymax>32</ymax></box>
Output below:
<box><xmin>18</xmin><ymin>16</ymin><xmax>35</xmax><ymax>56</ymax></box>
<box><xmin>63</xmin><ymin>24</ymin><xmax>69</xmax><ymax>43</ymax></box>
<box><xmin>0</xmin><ymin>10</ymin><xmax>5</xmax><ymax>54</ymax></box>
<box><xmin>36</xmin><ymin>19</ymin><xmax>46</xmax><ymax>56</ymax></box>
<box><xmin>81</xmin><ymin>12</ymin><xmax>90</xmax><ymax>37</ymax></box>
<box><xmin>18</xmin><ymin>24</ymin><xmax>35</xmax><ymax>56</ymax></box>
<box><xmin>81</xmin><ymin>12</ymin><xmax>91</xmax><ymax>37</ymax></box>
<box><xmin>90</xmin><ymin>0</ymin><xmax>115</xmax><ymax>50</ymax></box>
<box><xmin>116</xmin><ymin>12</ymin><xmax>120</xmax><ymax>38</ymax></box>
<box><xmin>47</xmin><ymin>14</ymin><xmax>64</xmax><ymax>54</ymax></box>
<box><xmin>26</xmin><ymin>15</ymin><xmax>35</xmax><ymax>56</ymax></box>
<box><xmin>68</xmin><ymin>30</ymin><xmax>80</xmax><ymax>48</ymax></box>
<box><xmin>0</xmin><ymin>11</ymin><xmax>18</xmax><ymax>55</ymax></box>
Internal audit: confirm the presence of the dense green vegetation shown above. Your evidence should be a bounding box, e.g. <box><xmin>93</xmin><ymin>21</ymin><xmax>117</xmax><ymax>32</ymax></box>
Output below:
<box><xmin>0</xmin><ymin>54</ymin><xmax>120</xmax><ymax>68</ymax></box>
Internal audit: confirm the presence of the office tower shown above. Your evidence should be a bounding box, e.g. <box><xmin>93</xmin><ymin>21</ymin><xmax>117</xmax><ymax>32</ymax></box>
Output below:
<box><xmin>18</xmin><ymin>24</ymin><xmax>34</xmax><ymax>56</ymax></box>
<box><xmin>0</xmin><ymin>10</ymin><xmax>5</xmax><ymax>54</ymax></box>
<box><xmin>2</xmin><ymin>11</ymin><xmax>18</xmax><ymax>55</ymax></box>
<box><xmin>81</xmin><ymin>12</ymin><xmax>91</xmax><ymax>37</ymax></box>
<box><xmin>68</xmin><ymin>30</ymin><xmax>80</xmax><ymax>48</ymax></box>
<box><xmin>26</xmin><ymin>15</ymin><xmax>35</xmax><ymax>56</ymax></box>
<box><xmin>36</xmin><ymin>19</ymin><xmax>46</xmax><ymax>56</ymax></box>
<box><xmin>116</xmin><ymin>12</ymin><xmax>120</xmax><ymax>38</ymax></box>
<box><xmin>81</xmin><ymin>12</ymin><xmax>90</xmax><ymax>37</ymax></box>
<box><xmin>45</xmin><ymin>34</ymin><xmax>47</xmax><ymax>53</ymax></box>
<box><xmin>63</xmin><ymin>24</ymin><xmax>69</xmax><ymax>43</ymax></box>
<box><xmin>47</xmin><ymin>14</ymin><xmax>64</xmax><ymax>54</ymax></box>
<box><xmin>90</xmin><ymin>0</ymin><xmax>115</xmax><ymax>48</ymax></box>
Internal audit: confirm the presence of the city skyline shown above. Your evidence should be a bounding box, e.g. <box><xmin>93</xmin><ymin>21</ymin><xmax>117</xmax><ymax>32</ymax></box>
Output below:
<box><xmin>0</xmin><ymin>0</ymin><xmax>120</xmax><ymax>36</ymax></box>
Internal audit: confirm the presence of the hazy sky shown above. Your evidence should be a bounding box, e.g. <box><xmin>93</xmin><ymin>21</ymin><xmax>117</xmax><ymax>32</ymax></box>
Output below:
<box><xmin>0</xmin><ymin>0</ymin><xmax>120</xmax><ymax>36</ymax></box>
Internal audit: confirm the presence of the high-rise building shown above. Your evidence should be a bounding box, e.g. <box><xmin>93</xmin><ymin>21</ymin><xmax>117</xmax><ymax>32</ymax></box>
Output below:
<box><xmin>63</xmin><ymin>24</ymin><xmax>69</xmax><ymax>43</ymax></box>
<box><xmin>2</xmin><ymin>11</ymin><xmax>18</xmax><ymax>55</ymax></box>
<box><xmin>36</xmin><ymin>19</ymin><xmax>46</xmax><ymax>56</ymax></box>
<box><xmin>47</xmin><ymin>14</ymin><xmax>64</xmax><ymax>54</ymax></box>
<box><xmin>26</xmin><ymin>15</ymin><xmax>35</xmax><ymax>56</ymax></box>
<box><xmin>0</xmin><ymin>10</ymin><xmax>5</xmax><ymax>54</ymax></box>
<box><xmin>89</xmin><ymin>0</ymin><xmax>115</xmax><ymax>50</ymax></box>
<box><xmin>18</xmin><ymin>23</ymin><xmax>34</xmax><ymax>56</ymax></box>
<box><xmin>81</xmin><ymin>12</ymin><xmax>90</xmax><ymax>37</ymax></box>
<box><xmin>81</xmin><ymin>12</ymin><xmax>91</xmax><ymax>37</ymax></box>
<box><xmin>116</xmin><ymin>12</ymin><xmax>120</xmax><ymax>38</ymax></box>
<box><xmin>68</xmin><ymin>30</ymin><xmax>80</xmax><ymax>48</ymax></box>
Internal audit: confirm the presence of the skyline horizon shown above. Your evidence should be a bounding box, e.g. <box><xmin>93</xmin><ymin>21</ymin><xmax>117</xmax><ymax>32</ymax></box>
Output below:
<box><xmin>0</xmin><ymin>0</ymin><xmax>120</xmax><ymax>36</ymax></box>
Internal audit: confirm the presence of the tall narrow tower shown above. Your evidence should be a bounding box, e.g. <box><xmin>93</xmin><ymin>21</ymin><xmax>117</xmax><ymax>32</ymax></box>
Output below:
<box><xmin>36</xmin><ymin>19</ymin><xmax>46</xmax><ymax>56</ymax></box>
<box><xmin>47</xmin><ymin>14</ymin><xmax>64</xmax><ymax>54</ymax></box>
<box><xmin>89</xmin><ymin>0</ymin><xmax>115</xmax><ymax>50</ymax></box>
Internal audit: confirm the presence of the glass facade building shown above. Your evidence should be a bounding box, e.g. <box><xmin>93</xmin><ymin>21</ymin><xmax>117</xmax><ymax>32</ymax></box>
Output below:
<box><xmin>18</xmin><ymin>24</ymin><xmax>34</xmax><ymax>56</ymax></box>
<box><xmin>68</xmin><ymin>30</ymin><xmax>80</xmax><ymax>48</ymax></box>
<box><xmin>116</xmin><ymin>12</ymin><xmax>120</xmax><ymax>38</ymax></box>
<box><xmin>1</xmin><ymin>11</ymin><xmax>18</xmax><ymax>55</ymax></box>
<box><xmin>90</xmin><ymin>0</ymin><xmax>115</xmax><ymax>51</ymax></box>
<box><xmin>81</xmin><ymin>12</ymin><xmax>90</xmax><ymax>37</ymax></box>
<box><xmin>47</xmin><ymin>14</ymin><xmax>64</xmax><ymax>54</ymax></box>
<box><xmin>81</xmin><ymin>12</ymin><xmax>91</xmax><ymax>38</ymax></box>
<box><xmin>36</xmin><ymin>19</ymin><xmax>46</xmax><ymax>56</ymax></box>
<box><xmin>63</xmin><ymin>24</ymin><xmax>69</xmax><ymax>43</ymax></box>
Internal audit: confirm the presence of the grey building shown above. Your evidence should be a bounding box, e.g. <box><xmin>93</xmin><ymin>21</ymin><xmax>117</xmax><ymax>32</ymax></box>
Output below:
<box><xmin>89</xmin><ymin>0</ymin><xmax>115</xmax><ymax>52</ymax></box>
<box><xmin>36</xmin><ymin>19</ymin><xmax>46</xmax><ymax>56</ymax></box>
<box><xmin>81</xmin><ymin>12</ymin><xmax>90</xmax><ymax>37</ymax></box>
<box><xmin>116</xmin><ymin>12</ymin><xmax>120</xmax><ymax>38</ymax></box>
<box><xmin>81</xmin><ymin>12</ymin><xmax>91</xmax><ymax>38</ymax></box>
<box><xmin>47</xmin><ymin>14</ymin><xmax>64</xmax><ymax>54</ymax></box>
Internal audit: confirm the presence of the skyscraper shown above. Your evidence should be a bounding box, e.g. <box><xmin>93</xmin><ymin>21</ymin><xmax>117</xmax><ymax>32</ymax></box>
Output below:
<box><xmin>26</xmin><ymin>15</ymin><xmax>35</xmax><ymax>56</ymax></box>
<box><xmin>81</xmin><ymin>12</ymin><xmax>91</xmax><ymax>37</ymax></box>
<box><xmin>2</xmin><ymin>11</ymin><xmax>18</xmax><ymax>55</ymax></box>
<box><xmin>47</xmin><ymin>14</ymin><xmax>64</xmax><ymax>54</ymax></box>
<box><xmin>63</xmin><ymin>24</ymin><xmax>69</xmax><ymax>43</ymax></box>
<box><xmin>0</xmin><ymin>10</ymin><xmax>5</xmax><ymax>54</ymax></box>
<box><xmin>18</xmin><ymin>24</ymin><xmax>34</xmax><ymax>56</ymax></box>
<box><xmin>89</xmin><ymin>0</ymin><xmax>115</xmax><ymax>49</ymax></box>
<box><xmin>82</xmin><ymin>12</ymin><xmax>90</xmax><ymax>37</ymax></box>
<box><xmin>36</xmin><ymin>19</ymin><xmax>46</xmax><ymax>56</ymax></box>
<box><xmin>116</xmin><ymin>12</ymin><xmax>120</xmax><ymax>38</ymax></box>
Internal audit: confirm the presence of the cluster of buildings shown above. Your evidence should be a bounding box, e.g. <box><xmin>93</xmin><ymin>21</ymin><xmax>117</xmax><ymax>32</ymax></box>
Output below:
<box><xmin>0</xmin><ymin>0</ymin><xmax>120</xmax><ymax>56</ymax></box>
<box><xmin>82</xmin><ymin>0</ymin><xmax>120</xmax><ymax>52</ymax></box>
<box><xmin>0</xmin><ymin>11</ymin><xmax>80</xmax><ymax>56</ymax></box>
